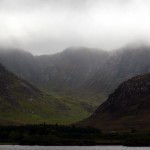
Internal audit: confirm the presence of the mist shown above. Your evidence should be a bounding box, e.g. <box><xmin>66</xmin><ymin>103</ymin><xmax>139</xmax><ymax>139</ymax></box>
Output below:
<box><xmin>0</xmin><ymin>0</ymin><xmax>150</xmax><ymax>54</ymax></box>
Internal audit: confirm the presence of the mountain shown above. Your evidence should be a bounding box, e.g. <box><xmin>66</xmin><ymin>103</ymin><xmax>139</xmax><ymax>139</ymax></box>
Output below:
<box><xmin>88</xmin><ymin>45</ymin><xmax>150</xmax><ymax>94</ymax></box>
<box><xmin>0</xmin><ymin>63</ymin><xmax>94</xmax><ymax>125</ymax></box>
<box><xmin>0</xmin><ymin>45</ymin><xmax>150</xmax><ymax>124</ymax></box>
<box><xmin>78</xmin><ymin>73</ymin><xmax>150</xmax><ymax>131</ymax></box>
<box><xmin>1</xmin><ymin>45</ymin><xmax>150</xmax><ymax>95</ymax></box>
<box><xmin>35</xmin><ymin>47</ymin><xmax>109</xmax><ymax>92</ymax></box>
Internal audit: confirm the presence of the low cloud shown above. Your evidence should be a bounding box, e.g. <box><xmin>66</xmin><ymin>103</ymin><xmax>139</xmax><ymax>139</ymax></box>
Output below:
<box><xmin>0</xmin><ymin>0</ymin><xmax>150</xmax><ymax>54</ymax></box>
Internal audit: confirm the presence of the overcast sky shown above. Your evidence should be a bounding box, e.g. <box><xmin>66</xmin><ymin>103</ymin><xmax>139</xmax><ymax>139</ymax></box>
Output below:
<box><xmin>0</xmin><ymin>0</ymin><xmax>150</xmax><ymax>54</ymax></box>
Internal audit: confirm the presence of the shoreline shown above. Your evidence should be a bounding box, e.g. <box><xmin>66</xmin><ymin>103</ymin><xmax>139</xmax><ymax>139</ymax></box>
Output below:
<box><xmin>0</xmin><ymin>143</ymin><xmax>150</xmax><ymax>147</ymax></box>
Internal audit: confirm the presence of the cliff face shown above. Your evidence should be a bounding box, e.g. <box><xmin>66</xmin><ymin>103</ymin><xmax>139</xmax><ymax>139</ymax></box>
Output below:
<box><xmin>79</xmin><ymin>73</ymin><xmax>150</xmax><ymax>131</ymax></box>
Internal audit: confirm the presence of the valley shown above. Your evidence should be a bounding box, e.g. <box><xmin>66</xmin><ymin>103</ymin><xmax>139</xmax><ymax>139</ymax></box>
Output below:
<box><xmin>0</xmin><ymin>45</ymin><xmax>150</xmax><ymax>128</ymax></box>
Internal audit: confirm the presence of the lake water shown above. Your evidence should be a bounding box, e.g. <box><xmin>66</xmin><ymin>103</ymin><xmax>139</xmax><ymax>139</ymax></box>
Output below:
<box><xmin>0</xmin><ymin>146</ymin><xmax>149</xmax><ymax>150</ymax></box>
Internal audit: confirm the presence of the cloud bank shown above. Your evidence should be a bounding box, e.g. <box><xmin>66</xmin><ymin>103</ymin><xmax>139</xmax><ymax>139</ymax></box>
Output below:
<box><xmin>0</xmin><ymin>0</ymin><xmax>150</xmax><ymax>54</ymax></box>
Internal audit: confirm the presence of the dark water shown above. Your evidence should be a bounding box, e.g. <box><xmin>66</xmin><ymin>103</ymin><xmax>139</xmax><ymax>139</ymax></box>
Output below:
<box><xmin>0</xmin><ymin>146</ymin><xmax>149</xmax><ymax>150</ymax></box>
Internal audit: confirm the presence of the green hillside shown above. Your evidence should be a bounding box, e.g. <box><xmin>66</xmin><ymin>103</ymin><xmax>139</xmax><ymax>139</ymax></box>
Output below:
<box><xmin>0</xmin><ymin>63</ymin><xmax>98</xmax><ymax>125</ymax></box>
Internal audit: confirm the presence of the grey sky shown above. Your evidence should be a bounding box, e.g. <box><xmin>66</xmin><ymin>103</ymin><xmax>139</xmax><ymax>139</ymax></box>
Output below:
<box><xmin>0</xmin><ymin>0</ymin><xmax>150</xmax><ymax>54</ymax></box>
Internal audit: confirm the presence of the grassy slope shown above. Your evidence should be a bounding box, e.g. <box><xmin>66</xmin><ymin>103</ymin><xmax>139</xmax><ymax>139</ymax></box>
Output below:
<box><xmin>0</xmin><ymin>67</ymin><xmax>89</xmax><ymax>125</ymax></box>
<box><xmin>33</xmin><ymin>82</ymin><xmax>107</xmax><ymax>125</ymax></box>
<box><xmin>3</xmin><ymin>93</ymin><xmax>107</xmax><ymax>126</ymax></box>
<box><xmin>0</xmin><ymin>91</ymin><xmax>105</xmax><ymax>125</ymax></box>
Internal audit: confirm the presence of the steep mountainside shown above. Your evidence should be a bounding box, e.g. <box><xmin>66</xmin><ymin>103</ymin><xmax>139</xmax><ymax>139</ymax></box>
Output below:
<box><xmin>78</xmin><ymin>73</ymin><xmax>150</xmax><ymax>131</ymax></box>
<box><xmin>0</xmin><ymin>47</ymin><xmax>109</xmax><ymax>92</ymax></box>
<box><xmin>0</xmin><ymin>63</ymin><xmax>93</xmax><ymax>125</ymax></box>
<box><xmin>35</xmin><ymin>47</ymin><xmax>109</xmax><ymax>91</ymax></box>
<box><xmin>87</xmin><ymin>45</ymin><xmax>150</xmax><ymax>94</ymax></box>
<box><xmin>0</xmin><ymin>49</ymin><xmax>41</xmax><ymax>86</ymax></box>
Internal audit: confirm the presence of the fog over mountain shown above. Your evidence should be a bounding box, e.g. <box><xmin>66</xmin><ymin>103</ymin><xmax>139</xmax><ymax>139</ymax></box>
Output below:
<box><xmin>0</xmin><ymin>0</ymin><xmax>150</xmax><ymax>54</ymax></box>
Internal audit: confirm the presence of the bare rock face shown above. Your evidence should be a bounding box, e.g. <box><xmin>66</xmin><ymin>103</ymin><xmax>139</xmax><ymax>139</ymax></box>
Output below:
<box><xmin>79</xmin><ymin>73</ymin><xmax>150</xmax><ymax>131</ymax></box>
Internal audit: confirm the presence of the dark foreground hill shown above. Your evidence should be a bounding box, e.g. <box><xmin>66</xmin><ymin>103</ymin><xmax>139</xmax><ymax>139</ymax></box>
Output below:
<box><xmin>78</xmin><ymin>73</ymin><xmax>150</xmax><ymax>131</ymax></box>
<box><xmin>0</xmin><ymin>63</ymin><xmax>92</xmax><ymax>125</ymax></box>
